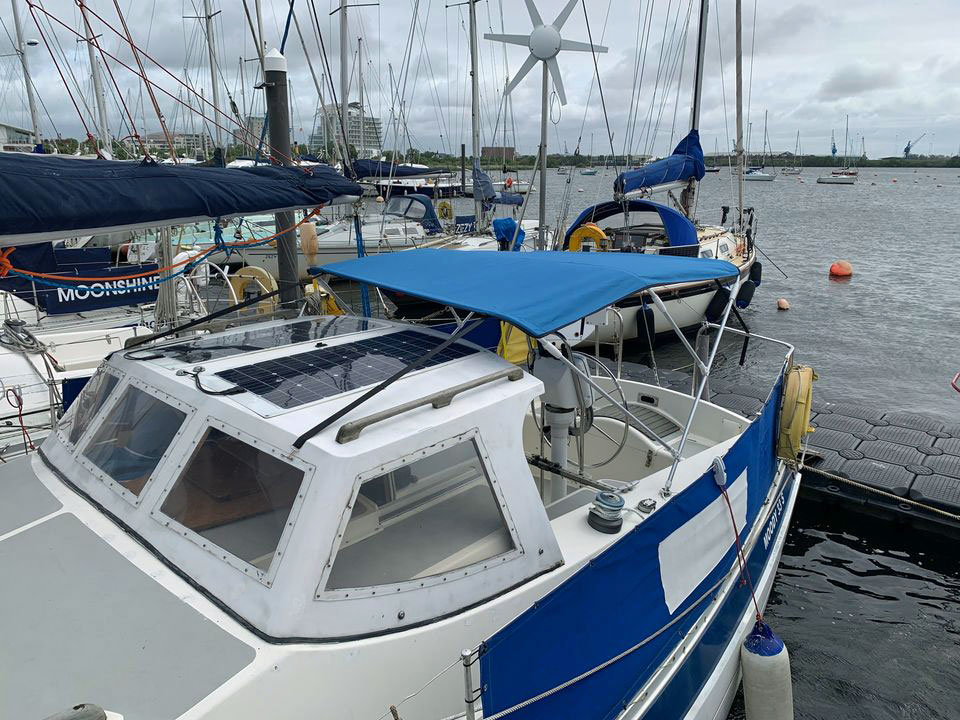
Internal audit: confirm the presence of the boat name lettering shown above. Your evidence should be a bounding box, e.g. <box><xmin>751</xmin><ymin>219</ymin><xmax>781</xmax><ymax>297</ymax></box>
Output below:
<box><xmin>763</xmin><ymin>489</ymin><xmax>787</xmax><ymax>551</ymax></box>
<box><xmin>56</xmin><ymin>275</ymin><xmax>160</xmax><ymax>302</ymax></box>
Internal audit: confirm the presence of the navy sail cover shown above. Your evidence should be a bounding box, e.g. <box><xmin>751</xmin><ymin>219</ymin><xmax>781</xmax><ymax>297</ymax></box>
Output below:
<box><xmin>315</xmin><ymin>249</ymin><xmax>738</xmax><ymax>338</ymax></box>
<box><xmin>614</xmin><ymin>129</ymin><xmax>705</xmax><ymax>195</ymax></box>
<box><xmin>0</xmin><ymin>153</ymin><xmax>362</xmax><ymax>246</ymax></box>
<box><xmin>351</xmin><ymin>159</ymin><xmax>450</xmax><ymax>179</ymax></box>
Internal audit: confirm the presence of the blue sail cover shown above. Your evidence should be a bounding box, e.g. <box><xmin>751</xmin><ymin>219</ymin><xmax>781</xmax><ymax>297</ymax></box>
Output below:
<box><xmin>352</xmin><ymin>159</ymin><xmax>449</xmax><ymax>179</ymax></box>
<box><xmin>478</xmin><ymin>376</ymin><xmax>786</xmax><ymax>720</ymax></box>
<box><xmin>473</xmin><ymin>164</ymin><xmax>524</xmax><ymax>206</ymax></box>
<box><xmin>0</xmin><ymin>153</ymin><xmax>362</xmax><ymax>246</ymax></box>
<box><xmin>614</xmin><ymin>129</ymin><xmax>705</xmax><ymax>195</ymax></box>
<box><xmin>314</xmin><ymin>249</ymin><xmax>738</xmax><ymax>338</ymax></box>
<box><xmin>563</xmin><ymin>199</ymin><xmax>698</xmax><ymax>249</ymax></box>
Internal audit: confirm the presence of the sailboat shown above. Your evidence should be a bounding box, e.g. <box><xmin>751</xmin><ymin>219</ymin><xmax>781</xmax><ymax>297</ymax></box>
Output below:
<box><xmin>744</xmin><ymin>111</ymin><xmax>774</xmax><ymax>181</ymax></box>
<box><xmin>705</xmin><ymin>138</ymin><xmax>721</xmax><ymax>172</ymax></box>
<box><xmin>818</xmin><ymin>115</ymin><xmax>857</xmax><ymax>184</ymax></box>
<box><xmin>580</xmin><ymin>133</ymin><xmax>599</xmax><ymax>175</ymax></box>
<box><xmin>781</xmin><ymin>131</ymin><xmax>802</xmax><ymax>175</ymax></box>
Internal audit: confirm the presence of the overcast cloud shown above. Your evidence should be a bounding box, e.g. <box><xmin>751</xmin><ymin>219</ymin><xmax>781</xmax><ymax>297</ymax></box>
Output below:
<box><xmin>1</xmin><ymin>0</ymin><xmax>956</xmax><ymax>158</ymax></box>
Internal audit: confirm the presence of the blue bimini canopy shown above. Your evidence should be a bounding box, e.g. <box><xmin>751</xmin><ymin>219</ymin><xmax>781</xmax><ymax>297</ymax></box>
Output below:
<box><xmin>563</xmin><ymin>198</ymin><xmax>699</xmax><ymax>249</ymax></box>
<box><xmin>315</xmin><ymin>249</ymin><xmax>737</xmax><ymax>338</ymax></box>
<box><xmin>613</xmin><ymin>129</ymin><xmax>705</xmax><ymax>196</ymax></box>
<box><xmin>351</xmin><ymin>159</ymin><xmax>449</xmax><ymax>179</ymax></box>
<box><xmin>0</xmin><ymin>153</ymin><xmax>363</xmax><ymax>247</ymax></box>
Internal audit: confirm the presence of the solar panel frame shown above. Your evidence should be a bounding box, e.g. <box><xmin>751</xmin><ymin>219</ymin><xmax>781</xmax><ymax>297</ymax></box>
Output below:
<box><xmin>215</xmin><ymin>329</ymin><xmax>480</xmax><ymax>409</ymax></box>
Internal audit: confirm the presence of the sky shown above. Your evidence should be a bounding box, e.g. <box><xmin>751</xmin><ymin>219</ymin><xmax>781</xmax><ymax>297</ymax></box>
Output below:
<box><xmin>1</xmin><ymin>0</ymin><xmax>957</xmax><ymax>159</ymax></box>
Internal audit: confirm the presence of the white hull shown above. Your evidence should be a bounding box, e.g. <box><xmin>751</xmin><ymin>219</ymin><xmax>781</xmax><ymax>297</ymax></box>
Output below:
<box><xmin>743</xmin><ymin>173</ymin><xmax>775</xmax><ymax>182</ymax></box>
<box><xmin>816</xmin><ymin>175</ymin><xmax>856</xmax><ymax>185</ymax></box>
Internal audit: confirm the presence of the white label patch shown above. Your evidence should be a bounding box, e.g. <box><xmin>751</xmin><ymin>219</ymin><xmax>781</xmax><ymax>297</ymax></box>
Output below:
<box><xmin>658</xmin><ymin>470</ymin><xmax>747</xmax><ymax>614</ymax></box>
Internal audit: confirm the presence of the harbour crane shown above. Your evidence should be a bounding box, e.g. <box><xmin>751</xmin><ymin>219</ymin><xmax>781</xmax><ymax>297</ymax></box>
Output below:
<box><xmin>903</xmin><ymin>132</ymin><xmax>926</xmax><ymax>158</ymax></box>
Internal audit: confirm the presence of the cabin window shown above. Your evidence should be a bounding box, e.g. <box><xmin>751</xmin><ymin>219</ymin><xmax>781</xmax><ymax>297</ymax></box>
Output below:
<box><xmin>82</xmin><ymin>386</ymin><xmax>186</xmax><ymax>497</ymax></box>
<box><xmin>325</xmin><ymin>439</ymin><xmax>514</xmax><ymax>590</ymax></box>
<box><xmin>701</xmin><ymin>248</ymin><xmax>714</xmax><ymax>259</ymax></box>
<box><xmin>159</xmin><ymin>428</ymin><xmax>305</xmax><ymax>573</ymax></box>
<box><xmin>719</xmin><ymin>242</ymin><xmax>730</xmax><ymax>255</ymax></box>
<box><xmin>63</xmin><ymin>370</ymin><xmax>118</xmax><ymax>445</ymax></box>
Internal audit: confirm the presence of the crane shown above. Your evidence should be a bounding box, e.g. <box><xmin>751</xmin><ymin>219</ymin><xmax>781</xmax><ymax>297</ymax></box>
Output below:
<box><xmin>903</xmin><ymin>133</ymin><xmax>926</xmax><ymax>158</ymax></box>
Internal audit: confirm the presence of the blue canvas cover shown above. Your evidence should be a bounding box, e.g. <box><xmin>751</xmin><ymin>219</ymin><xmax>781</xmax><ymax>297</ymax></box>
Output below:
<box><xmin>314</xmin><ymin>249</ymin><xmax>738</xmax><ymax>338</ymax></box>
<box><xmin>351</xmin><ymin>159</ymin><xmax>449</xmax><ymax>179</ymax></box>
<box><xmin>473</xmin><ymin>164</ymin><xmax>524</xmax><ymax>206</ymax></box>
<box><xmin>492</xmin><ymin>217</ymin><xmax>525</xmax><ymax>251</ymax></box>
<box><xmin>478</xmin><ymin>376</ymin><xmax>785</xmax><ymax>720</ymax></box>
<box><xmin>383</xmin><ymin>194</ymin><xmax>443</xmax><ymax>234</ymax></box>
<box><xmin>0</xmin><ymin>153</ymin><xmax>362</xmax><ymax>246</ymax></box>
<box><xmin>563</xmin><ymin>198</ymin><xmax>699</xmax><ymax>249</ymax></box>
<box><xmin>614</xmin><ymin>129</ymin><xmax>705</xmax><ymax>195</ymax></box>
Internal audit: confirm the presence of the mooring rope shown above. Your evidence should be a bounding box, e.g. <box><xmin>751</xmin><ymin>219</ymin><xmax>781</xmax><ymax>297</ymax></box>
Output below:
<box><xmin>799</xmin><ymin>463</ymin><xmax>960</xmax><ymax>523</ymax></box>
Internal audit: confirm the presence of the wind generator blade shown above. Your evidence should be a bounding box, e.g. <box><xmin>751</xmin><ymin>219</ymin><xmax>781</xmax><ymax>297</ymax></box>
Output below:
<box><xmin>505</xmin><ymin>53</ymin><xmax>539</xmax><ymax>96</ymax></box>
<box><xmin>483</xmin><ymin>33</ymin><xmax>532</xmax><ymax>47</ymax></box>
<box><xmin>552</xmin><ymin>0</ymin><xmax>580</xmax><ymax>30</ymax></box>
<box><xmin>524</xmin><ymin>0</ymin><xmax>543</xmax><ymax>26</ymax></box>
<box><xmin>559</xmin><ymin>38</ymin><xmax>609</xmax><ymax>53</ymax></box>
<box><xmin>547</xmin><ymin>57</ymin><xmax>566</xmax><ymax>105</ymax></box>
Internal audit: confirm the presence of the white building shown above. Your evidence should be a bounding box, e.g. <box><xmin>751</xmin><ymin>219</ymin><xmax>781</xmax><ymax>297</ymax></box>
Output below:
<box><xmin>143</xmin><ymin>131</ymin><xmax>207</xmax><ymax>158</ymax></box>
<box><xmin>309</xmin><ymin>102</ymin><xmax>382</xmax><ymax>159</ymax></box>
<box><xmin>0</xmin><ymin>121</ymin><xmax>34</xmax><ymax>152</ymax></box>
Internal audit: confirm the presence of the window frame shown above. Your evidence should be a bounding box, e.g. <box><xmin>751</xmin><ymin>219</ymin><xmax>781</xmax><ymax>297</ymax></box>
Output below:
<box><xmin>76</xmin><ymin>377</ymin><xmax>194</xmax><ymax>508</ymax></box>
<box><xmin>149</xmin><ymin>417</ymin><xmax>314</xmax><ymax>588</ymax></box>
<box><xmin>316</xmin><ymin>429</ymin><xmax>522</xmax><ymax>601</ymax></box>
<box><xmin>57</xmin><ymin>367</ymin><xmax>121</xmax><ymax>449</ymax></box>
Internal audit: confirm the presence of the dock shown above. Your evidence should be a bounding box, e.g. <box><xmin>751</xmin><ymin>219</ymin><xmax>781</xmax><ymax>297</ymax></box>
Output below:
<box><xmin>619</xmin><ymin>363</ymin><xmax>960</xmax><ymax>537</ymax></box>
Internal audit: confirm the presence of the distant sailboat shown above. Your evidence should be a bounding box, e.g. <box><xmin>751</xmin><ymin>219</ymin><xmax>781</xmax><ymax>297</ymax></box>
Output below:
<box><xmin>580</xmin><ymin>133</ymin><xmax>598</xmax><ymax>174</ymax></box>
<box><xmin>705</xmin><ymin>138</ymin><xmax>721</xmax><ymax>172</ymax></box>
<box><xmin>781</xmin><ymin>130</ymin><xmax>802</xmax><ymax>175</ymax></box>
<box><xmin>744</xmin><ymin>111</ymin><xmax>774</xmax><ymax>181</ymax></box>
<box><xmin>818</xmin><ymin>115</ymin><xmax>857</xmax><ymax>185</ymax></box>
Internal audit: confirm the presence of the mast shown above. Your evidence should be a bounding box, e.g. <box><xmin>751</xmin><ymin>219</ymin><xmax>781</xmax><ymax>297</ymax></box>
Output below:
<box><xmin>202</xmin><ymin>0</ymin><xmax>223</xmax><ymax>148</ymax></box>
<box><xmin>78</xmin><ymin>3</ymin><xmax>111</xmax><ymax>154</ymax></box>
<box><xmin>467</xmin><ymin>0</ymin><xmax>483</xmax><ymax>227</ymax></box>
<box><xmin>682</xmin><ymin>0</ymin><xmax>709</xmax><ymax>218</ymax></box>
<box><xmin>358</xmin><ymin>37</ymin><xmax>364</xmax><ymax>159</ymax></box>
<box><xmin>735</xmin><ymin>0</ymin><xmax>744</xmax><ymax>229</ymax></box>
<box><xmin>538</xmin><ymin>62</ymin><xmax>548</xmax><ymax>248</ymax></box>
<box><xmin>340</xmin><ymin>0</ymin><xmax>349</xmax><ymax>158</ymax></box>
<box><xmin>9</xmin><ymin>0</ymin><xmax>41</xmax><ymax>147</ymax></box>
<box><xmin>843</xmin><ymin>114</ymin><xmax>849</xmax><ymax>168</ymax></box>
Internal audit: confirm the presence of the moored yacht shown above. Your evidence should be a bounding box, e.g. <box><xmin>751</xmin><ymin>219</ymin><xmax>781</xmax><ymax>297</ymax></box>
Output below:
<box><xmin>0</xmin><ymin>249</ymin><xmax>811</xmax><ymax>720</ymax></box>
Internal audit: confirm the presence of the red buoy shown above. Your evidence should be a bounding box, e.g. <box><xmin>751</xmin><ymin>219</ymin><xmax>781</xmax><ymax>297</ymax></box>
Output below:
<box><xmin>829</xmin><ymin>260</ymin><xmax>853</xmax><ymax>277</ymax></box>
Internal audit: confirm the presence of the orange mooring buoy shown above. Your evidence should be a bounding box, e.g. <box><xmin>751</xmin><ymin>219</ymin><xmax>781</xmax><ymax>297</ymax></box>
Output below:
<box><xmin>777</xmin><ymin>298</ymin><xmax>790</xmax><ymax>311</ymax></box>
<box><xmin>829</xmin><ymin>260</ymin><xmax>853</xmax><ymax>277</ymax></box>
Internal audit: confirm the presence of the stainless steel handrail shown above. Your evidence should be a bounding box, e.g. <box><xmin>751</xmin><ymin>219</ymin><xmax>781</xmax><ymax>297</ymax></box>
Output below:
<box><xmin>336</xmin><ymin>367</ymin><xmax>524</xmax><ymax>444</ymax></box>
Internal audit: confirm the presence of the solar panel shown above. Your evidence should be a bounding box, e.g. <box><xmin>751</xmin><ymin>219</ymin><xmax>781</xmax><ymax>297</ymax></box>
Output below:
<box><xmin>162</xmin><ymin>316</ymin><xmax>386</xmax><ymax>363</ymax></box>
<box><xmin>215</xmin><ymin>329</ymin><xmax>479</xmax><ymax>409</ymax></box>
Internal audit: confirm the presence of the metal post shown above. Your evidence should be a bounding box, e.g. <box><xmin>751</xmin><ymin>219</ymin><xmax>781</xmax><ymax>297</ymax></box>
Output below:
<box><xmin>10</xmin><ymin>0</ymin><xmax>41</xmax><ymax>147</ymax></box>
<box><xmin>340</xmin><ymin>0</ymin><xmax>349</xmax><ymax>149</ymax></box>
<box><xmin>692</xmin><ymin>326</ymin><xmax>711</xmax><ymax>398</ymax></box>
<box><xmin>264</xmin><ymin>48</ymin><xmax>301</xmax><ymax>309</ymax></box>
<box><xmin>358</xmin><ymin>37</ymin><xmax>364</xmax><ymax>159</ymax></box>
<box><xmin>538</xmin><ymin>63</ymin><xmax>549</xmax><ymax>250</ymax></box>
<box><xmin>79</xmin><ymin>3</ymin><xmax>111</xmax><ymax>153</ymax></box>
<box><xmin>467</xmin><ymin>0</ymin><xmax>483</xmax><ymax>227</ymax></box>
<box><xmin>682</xmin><ymin>0</ymin><xmax>709</xmax><ymax>219</ymax></box>
<box><xmin>460</xmin><ymin>143</ymin><xmax>466</xmax><ymax>195</ymax></box>
<box><xmin>735</xmin><ymin>0</ymin><xmax>744</xmax><ymax>230</ymax></box>
<box><xmin>202</xmin><ymin>0</ymin><xmax>222</xmax><ymax>148</ymax></box>
<box><xmin>462</xmin><ymin>649</ymin><xmax>478</xmax><ymax>720</ymax></box>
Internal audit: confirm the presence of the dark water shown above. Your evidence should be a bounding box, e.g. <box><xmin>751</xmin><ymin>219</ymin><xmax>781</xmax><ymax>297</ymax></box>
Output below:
<box><xmin>530</xmin><ymin>167</ymin><xmax>960</xmax><ymax>717</ymax></box>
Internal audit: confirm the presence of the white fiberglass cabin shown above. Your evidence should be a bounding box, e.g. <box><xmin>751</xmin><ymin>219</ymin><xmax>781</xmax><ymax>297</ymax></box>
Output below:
<box><xmin>0</xmin><ymin>251</ymin><xmax>810</xmax><ymax>720</ymax></box>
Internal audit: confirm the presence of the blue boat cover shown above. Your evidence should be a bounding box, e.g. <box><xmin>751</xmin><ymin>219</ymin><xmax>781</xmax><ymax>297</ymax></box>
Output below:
<box><xmin>0</xmin><ymin>153</ymin><xmax>362</xmax><ymax>246</ymax></box>
<box><xmin>473</xmin><ymin>163</ymin><xmax>524</xmax><ymax>206</ymax></box>
<box><xmin>352</xmin><ymin>159</ymin><xmax>449</xmax><ymax>179</ymax></box>
<box><xmin>563</xmin><ymin>199</ymin><xmax>698</xmax><ymax>249</ymax></box>
<box><xmin>383</xmin><ymin>194</ymin><xmax>443</xmax><ymax>234</ymax></box>
<box><xmin>614</xmin><ymin>129</ymin><xmax>705</xmax><ymax>195</ymax></box>
<box><xmin>314</xmin><ymin>249</ymin><xmax>737</xmax><ymax>338</ymax></box>
<box><xmin>492</xmin><ymin>217</ymin><xmax>525</xmax><ymax>251</ymax></box>
<box><xmin>478</xmin><ymin>376</ymin><xmax>785</xmax><ymax>720</ymax></box>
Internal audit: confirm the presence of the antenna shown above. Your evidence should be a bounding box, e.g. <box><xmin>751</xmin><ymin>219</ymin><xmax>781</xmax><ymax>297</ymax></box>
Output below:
<box><xmin>486</xmin><ymin>0</ymin><xmax>607</xmax><ymax>248</ymax></box>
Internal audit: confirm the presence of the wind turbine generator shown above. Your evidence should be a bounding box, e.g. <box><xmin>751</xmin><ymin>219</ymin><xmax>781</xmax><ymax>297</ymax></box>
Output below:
<box><xmin>485</xmin><ymin>0</ymin><xmax>606</xmax><ymax>248</ymax></box>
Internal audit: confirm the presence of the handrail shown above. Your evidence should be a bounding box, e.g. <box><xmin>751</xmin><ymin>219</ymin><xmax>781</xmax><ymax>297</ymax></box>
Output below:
<box><xmin>336</xmin><ymin>367</ymin><xmax>523</xmax><ymax>444</ymax></box>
